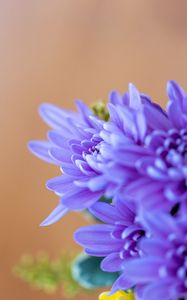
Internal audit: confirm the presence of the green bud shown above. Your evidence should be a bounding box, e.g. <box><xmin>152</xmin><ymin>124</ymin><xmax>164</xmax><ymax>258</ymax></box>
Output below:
<box><xmin>92</xmin><ymin>101</ymin><xmax>109</xmax><ymax>121</ymax></box>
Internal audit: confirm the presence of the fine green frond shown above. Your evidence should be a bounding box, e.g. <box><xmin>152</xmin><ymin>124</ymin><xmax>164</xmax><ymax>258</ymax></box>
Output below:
<box><xmin>13</xmin><ymin>252</ymin><xmax>92</xmax><ymax>298</ymax></box>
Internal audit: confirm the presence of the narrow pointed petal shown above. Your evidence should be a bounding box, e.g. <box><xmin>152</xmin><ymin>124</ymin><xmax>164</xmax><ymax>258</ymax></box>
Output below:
<box><xmin>39</xmin><ymin>103</ymin><xmax>72</xmax><ymax>129</ymax></box>
<box><xmin>167</xmin><ymin>80</ymin><xmax>185</xmax><ymax>107</ymax></box>
<box><xmin>129</xmin><ymin>83</ymin><xmax>142</xmax><ymax>110</ymax></box>
<box><xmin>76</xmin><ymin>100</ymin><xmax>93</xmax><ymax>126</ymax></box>
<box><xmin>40</xmin><ymin>204</ymin><xmax>69</xmax><ymax>226</ymax></box>
<box><xmin>167</xmin><ymin>100</ymin><xmax>184</xmax><ymax>129</ymax></box>
<box><xmin>109</xmin><ymin>90</ymin><xmax>123</xmax><ymax>105</ymax></box>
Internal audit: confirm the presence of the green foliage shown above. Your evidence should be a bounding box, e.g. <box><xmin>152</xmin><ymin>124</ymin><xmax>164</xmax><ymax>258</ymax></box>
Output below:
<box><xmin>72</xmin><ymin>253</ymin><xmax>120</xmax><ymax>289</ymax></box>
<box><xmin>14</xmin><ymin>252</ymin><xmax>91</xmax><ymax>298</ymax></box>
<box><xmin>92</xmin><ymin>101</ymin><xmax>109</xmax><ymax>121</ymax></box>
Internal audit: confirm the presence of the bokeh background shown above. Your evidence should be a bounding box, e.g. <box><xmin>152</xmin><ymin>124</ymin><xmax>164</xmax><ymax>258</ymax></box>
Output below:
<box><xmin>1</xmin><ymin>1</ymin><xmax>187</xmax><ymax>299</ymax></box>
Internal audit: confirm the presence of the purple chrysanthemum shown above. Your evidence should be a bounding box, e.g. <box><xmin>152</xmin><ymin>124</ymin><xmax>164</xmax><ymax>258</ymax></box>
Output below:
<box><xmin>74</xmin><ymin>196</ymin><xmax>145</xmax><ymax>291</ymax></box>
<box><xmin>100</xmin><ymin>81</ymin><xmax>187</xmax><ymax>214</ymax></box>
<box><xmin>28</xmin><ymin>81</ymin><xmax>187</xmax><ymax>299</ymax></box>
<box><xmin>124</xmin><ymin>213</ymin><xmax>187</xmax><ymax>300</ymax></box>
<box><xmin>28</xmin><ymin>100</ymin><xmax>107</xmax><ymax>225</ymax></box>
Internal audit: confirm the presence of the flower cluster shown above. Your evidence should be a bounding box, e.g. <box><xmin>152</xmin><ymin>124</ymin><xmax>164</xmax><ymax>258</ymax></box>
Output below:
<box><xmin>29</xmin><ymin>81</ymin><xmax>187</xmax><ymax>300</ymax></box>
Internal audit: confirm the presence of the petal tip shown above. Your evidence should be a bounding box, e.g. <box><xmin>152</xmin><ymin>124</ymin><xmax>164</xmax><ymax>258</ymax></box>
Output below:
<box><xmin>27</xmin><ymin>140</ymin><xmax>39</xmax><ymax>154</ymax></box>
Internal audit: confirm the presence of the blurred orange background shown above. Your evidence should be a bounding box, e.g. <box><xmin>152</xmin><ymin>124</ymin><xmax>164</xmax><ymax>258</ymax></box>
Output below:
<box><xmin>1</xmin><ymin>1</ymin><xmax>187</xmax><ymax>299</ymax></box>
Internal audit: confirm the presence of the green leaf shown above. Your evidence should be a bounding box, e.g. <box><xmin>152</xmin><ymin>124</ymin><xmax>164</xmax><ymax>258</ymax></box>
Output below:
<box><xmin>72</xmin><ymin>253</ymin><xmax>120</xmax><ymax>289</ymax></box>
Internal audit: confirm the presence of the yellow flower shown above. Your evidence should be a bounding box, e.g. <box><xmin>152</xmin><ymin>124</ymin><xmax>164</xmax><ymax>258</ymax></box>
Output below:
<box><xmin>99</xmin><ymin>290</ymin><xmax>135</xmax><ymax>300</ymax></box>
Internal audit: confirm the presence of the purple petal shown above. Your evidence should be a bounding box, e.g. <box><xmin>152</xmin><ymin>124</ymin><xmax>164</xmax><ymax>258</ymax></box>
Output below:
<box><xmin>28</xmin><ymin>140</ymin><xmax>58</xmax><ymax>165</ymax></box>
<box><xmin>167</xmin><ymin>80</ymin><xmax>185</xmax><ymax>108</ymax></box>
<box><xmin>145</xmin><ymin>130</ymin><xmax>166</xmax><ymax>149</ymax></box>
<box><xmin>75</xmin><ymin>100</ymin><xmax>93</xmax><ymax>127</ymax></box>
<box><xmin>101</xmin><ymin>253</ymin><xmax>123</xmax><ymax>272</ymax></box>
<box><xmin>87</xmin><ymin>175</ymin><xmax>107</xmax><ymax>191</ymax></box>
<box><xmin>108</xmin><ymin>103</ymin><xmax>122</xmax><ymax>128</ymax></box>
<box><xmin>135</xmin><ymin>110</ymin><xmax>147</xmax><ymax>141</ymax></box>
<box><xmin>139</xmin><ymin>213</ymin><xmax>178</xmax><ymax>239</ymax></box>
<box><xmin>139</xmin><ymin>190</ymin><xmax>169</xmax><ymax>212</ymax></box>
<box><xmin>40</xmin><ymin>204</ymin><xmax>69</xmax><ymax>226</ymax></box>
<box><xmin>147</xmin><ymin>166</ymin><xmax>168</xmax><ymax>181</ymax></box>
<box><xmin>75</xmin><ymin>160</ymin><xmax>95</xmax><ymax>176</ymax></box>
<box><xmin>39</xmin><ymin>103</ymin><xmax>74</xmax><ymax>130</ymax></box>
<box><xmin>119</xmin><ymin>107</ymin><xmax>138</xmax><ymax>139</ymax></box>
<box><xmin>129</xmin><ymin>83</ymin><xmax>142</xmax><ymax>110</ymax></box>
<box><xmin>46</xmin><ymin>175</ymin><xmax>74</xmax><ymax>194</ymax></box>
<box><xmin>88</xmin><ymin>115</ymin><xmax>104</xmax><ymax>130</ymax></box>
<box><xmin>60</xmin><ymin>162</ymin><xmax>83</xmax><ymax>176</ymax></box>
<box><xmin>85</xmin><ymin>154</ymin><xmax>102</xmax><ymax>173</ymax></box>
<box><xmin>74</xmin><ymin>225</ymin><xmax>123</xmax><ymax>252</ymax></box>
<box><xmin>71</xmin><ymin>143</ymin><xmax>84</xmax><ymax>154</ymax></box>
<box><xmin>135</xmin><ymin>284</ymin><xmax>147</xmax><ymax>300</ymax></box>
<box><xmin>122</xmin><ymin>224</ymin><xmax>143</xmax><ymax>239</ymax></box>
<box><xmin>67</xmin><ymin>120</ymin><xmax>89</xmax><ymax>139</ymax></box>
<box><xmin>109</xmin><ymin>146</ymin><xmax>152</xmax><ymax>167</ymax></box>
<box><xmin>115</xmin><ymin>200</ymin><xmax>135</xmax><ymax>225</ymax></box>
<box><xmin>139</xmin><ymin>238</ymin><xmax>169</xmax><ymax>256</ymax></box>
<box><xmin>142</xmin><ymin>280</ymin><xmax>176</xmax><ymax>300</ymax></box>
<box><xmin>124</xmin><ymin>178</ymin><xmax>163</xmax><ymax>201</ymax></box>
<box><xmin>49</xmin><ymin>147</ymin><xmax>72</xmax><ymax>163</ymax></box>
<box><xmin>61</xmin><ymin>188</ymin><xmax>102</xmax><ymax>209</ymax></box>
<box><xmin>110</xmin><ymin>273</ymin><xmax>134</xmax><ymax>294</ymax></box>
<box><xmin>47</xmin><ymin>131</ymin><xmax>68</xmax><ymax>148</ymax></box>
<box><xmin>136</xmin><ymin>157</ymin><xmax>156</xmax><ymax>174</ymax></box>
<box><xmin>85</xmin><ymin>248</ymin><xmax>113</xmax><ymax>257</ymax></box>
<box><xmin>167</xmin><ymin>100</ymin><xmax>184</xmax><ymax>129</ymax></box>
<box><xmin>124</xmin><ymin>258</ymin><xmax>163</xmax><ymax>283</ymax></box>
<box><xmin>109</xmin><ymin>91</ymin><xmax>123</xmax><ymax>105</ymax></box>
<box><xmin>144</xmin><ymin>103</ymin><xmax>171</xmax><ymax>131</ymax></box>
<box><xmin>73</xmin><ymin>179</ymin><xmax>90</xmax><ymax>188</ymax></box>
<box><xmin>89</xmin><ymin>202</ymin><xmax>121</xmax><ymax>224</ymax></box>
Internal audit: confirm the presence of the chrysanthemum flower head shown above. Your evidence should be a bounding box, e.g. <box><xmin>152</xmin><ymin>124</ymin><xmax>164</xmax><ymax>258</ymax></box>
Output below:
<box><xmin>98</xmin><ymin>83</ymin><xmax>156</xmax><ymax>198</ymax></box>
<box><xmin>100</xmin><ymin>81</ymin><xmax>187</xmax><ymax>214</ymax></box>
<box><xmin>28</xmin><ymin>81</ymin><xmax>187</xmax><ymax>300</ymax></box>
<box><xmin>28</xmin><ymin>100</ymin><xmax>107</xmax><ymax>225</ymax></box>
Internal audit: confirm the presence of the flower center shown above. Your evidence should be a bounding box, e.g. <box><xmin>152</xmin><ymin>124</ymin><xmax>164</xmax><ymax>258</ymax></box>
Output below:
<box><xmin>156</xmin><ymin>129</ymin><xmax>187</xmax><ymax>167</ymax></box>
<box><xmin>118</xmin><ymin>228</ymin><xmax>144</xmax><ymax>259</ymax></box>
<box><xmin>146</xmin><ymin>128</ymin><xmax>187</xmax><ymax>198</ymax></box>
<box><xmin>88</xmin><ymin>145</ymin><xmax>100</xmax><ymax>154</ymax></box>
